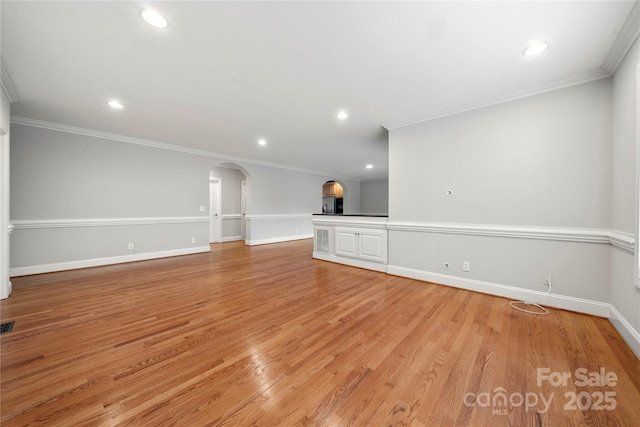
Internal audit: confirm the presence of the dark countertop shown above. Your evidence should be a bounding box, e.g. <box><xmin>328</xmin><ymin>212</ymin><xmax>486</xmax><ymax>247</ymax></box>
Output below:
<box><xmin>313</xmin><ymin>214</ymin><xmax>388</xmax><ymax>218</ymax></box>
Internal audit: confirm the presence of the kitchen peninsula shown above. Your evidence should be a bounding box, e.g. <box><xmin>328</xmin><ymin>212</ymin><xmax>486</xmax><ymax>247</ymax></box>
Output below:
<box><xmin>312</xmin><ymin>214</ymin><xmax>389</xmax><ymax>272</ymax></box>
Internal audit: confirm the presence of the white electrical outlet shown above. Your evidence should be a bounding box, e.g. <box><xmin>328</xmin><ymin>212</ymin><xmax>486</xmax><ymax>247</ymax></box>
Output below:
<box><xmin>199</xmin><ymin>206</ymin><xmax>206</xmax><ymax>212</ymax></box>
<box><xmin>544</xmin><ymin>274</ymin><xmax>552</xmax><ymax>287</ymax></box>
<box><xmin>463</xmin><ymin>261</ymin><xmax>470</xmax><ymax>272</ymax></box>
<box><xmin>128</xmin><ymin>243</ymin><xmax>134</xmax><ymax>250</ymax></box>
<box><xmin>191</xmin><ymin>237</ymin><xmax>196</xmax><ymax>243</ymax></box>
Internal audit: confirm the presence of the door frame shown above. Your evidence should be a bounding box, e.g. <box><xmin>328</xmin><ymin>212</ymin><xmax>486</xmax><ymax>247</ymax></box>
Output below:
<box><xmin>241</xmin><ymin>180</ymin><xmax>247</xmax><ymax>240</ymax></box>
<box><xmin>209</xmin><ymin>178</ymin><xmax>222</xmax><ymax>243</ymax></box>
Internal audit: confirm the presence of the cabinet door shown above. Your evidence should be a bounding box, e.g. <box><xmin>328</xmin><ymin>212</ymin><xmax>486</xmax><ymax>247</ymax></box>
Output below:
<box><xmin>335</xmin><ymin>228</ymin><xmax>358</xmax><ymax>258</ymax></box>
<box><xmin>358</xmin><ymin>229</ymin><xmax>387</xmax><ymax>263</ymax></box>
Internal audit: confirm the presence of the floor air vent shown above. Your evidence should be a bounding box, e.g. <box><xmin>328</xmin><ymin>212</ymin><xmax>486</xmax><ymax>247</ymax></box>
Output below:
<box><xmin>1</xmin><ymin>321</ymin><xmax>15</xmax><ymax>334</ymax></box>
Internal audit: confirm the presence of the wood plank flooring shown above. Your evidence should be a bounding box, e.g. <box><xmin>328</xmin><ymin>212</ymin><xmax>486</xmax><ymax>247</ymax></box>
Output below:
<box><xmin>1</xmin><ymin>239</ymin><xmax>639</xmax><ymax>426</ymax></box>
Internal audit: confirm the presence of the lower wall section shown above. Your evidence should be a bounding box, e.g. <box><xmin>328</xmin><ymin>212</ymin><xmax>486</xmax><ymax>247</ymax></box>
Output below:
<box><xmin>387</xmin><ymin>227</ymin><xmax>640</xmax><ymax>359</ymax></box>
<box><xmin>10</xmin><ymin>246</ymin><xmax>211</xmax><ymax>276</ymax></box>
<box><xmin>9</xmin><ymin>214</ymin><xmax>316</xmax><ymax>274</ymax></box>
<box><xmin>388</xmin><ymin>228</ymin><xmax>614</xmax><ymax>303</ymax></box>
<box><xmin>313</xmin><ymin>252</ymin><xmax>388</xmax><ymax>273</ymax></box>
<box><xmin>10</xmin><ymin>217</ymin><xmax>210</xmax><ymax>276</ymax></box>
<box><xmin>245</xmin><ymin>214</ymin><xmax>313</xmax><ymax>246</ymax></box>
<box><xmin>222</xmin><ymin>214</ymin><xmax>243</xmax><ymax>242</ymax></box>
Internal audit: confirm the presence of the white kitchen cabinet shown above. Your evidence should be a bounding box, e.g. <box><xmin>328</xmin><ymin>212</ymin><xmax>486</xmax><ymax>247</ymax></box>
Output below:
<box><xmin>312</xmin><ymin>215</ymin><xmax>388</xmax><ymax>272</ymax></box>
<box><xmin>335</xmin><ymin>227</ymin><xmax>387</xmax><ymax>263</ymax></box>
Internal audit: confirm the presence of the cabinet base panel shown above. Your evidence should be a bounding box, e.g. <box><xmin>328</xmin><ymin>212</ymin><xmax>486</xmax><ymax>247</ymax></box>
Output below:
<box><xmin>312</xmin><ymin>252</ymin><xmax>388</xmax><ymax>273</ymax></box>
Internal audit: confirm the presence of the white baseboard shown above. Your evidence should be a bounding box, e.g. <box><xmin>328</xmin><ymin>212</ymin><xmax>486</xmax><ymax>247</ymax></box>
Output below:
<box><xmin>313</xmin><ymin>252</ymin><xmax>388</xmax><ymax>273</ymax></box>
<box><xmin>387</xmin><ymin>265</ymin><xmax>611</xmax><ymax>317</ymax></box>
<box><xmin>222</xmin><ymin>236</ymin><xmax>243</xmax><ymax>242</ymax></box>
<box><xmin>387</xmin><ymin>264</ymin><xmax>640</xmax><ymax>359</ymax></box>
<box><xmin>10</xmin><ymin>246</ymin><xmax>211</xmax><ymax>277</ymax></box>
<box><xmin>245</xmin><ymin>234</ymin><xmax>313</xmax><ymax>246</ymax></box>
<box><xmin>608</xmin><ymin>305</ymin><xmax>640</xmax><ymax>359</ymax></box>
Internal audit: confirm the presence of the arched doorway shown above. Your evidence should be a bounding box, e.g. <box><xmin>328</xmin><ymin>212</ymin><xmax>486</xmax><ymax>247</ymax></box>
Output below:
<box><xmin>322</xmin><ymin>180</ymin><xmax>344</xmax><ymax>214</ymax></box>
<box><xmin>210</xmin><ymin>163</ymin><xmax>250</xmax><ymax>243</ymax></box>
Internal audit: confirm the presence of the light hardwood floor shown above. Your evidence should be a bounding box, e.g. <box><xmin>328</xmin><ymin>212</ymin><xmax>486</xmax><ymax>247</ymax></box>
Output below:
<box><xmin>1</xmin><ymin>239</ymin><xmax>639</xmax><ymax>426</ymax></box>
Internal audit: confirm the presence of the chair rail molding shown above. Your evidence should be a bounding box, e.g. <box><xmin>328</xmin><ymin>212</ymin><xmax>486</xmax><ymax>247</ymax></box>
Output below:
<box><xmin>11</xmin><ymin>216</ymin><xmax>209</xmax><ymax>229</ymax></box>
<box><xmin>386</xmin><ymin>221</ymin><xmax>635</xmax><ymax>252</ymax></box>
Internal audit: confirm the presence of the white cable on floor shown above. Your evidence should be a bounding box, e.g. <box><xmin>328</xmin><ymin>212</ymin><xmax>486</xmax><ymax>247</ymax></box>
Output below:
<box><xmin>509</xmin><ymin>281</ymin><xmax>551</xmax><ymax>315</ymax></box>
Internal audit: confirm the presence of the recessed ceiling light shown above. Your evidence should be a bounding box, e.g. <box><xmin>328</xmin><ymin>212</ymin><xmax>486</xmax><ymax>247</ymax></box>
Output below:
<box><xmin>366</xmin><ymin>164</ymin><xmax>373</xmax><ymax>169</ymax></box>
<box><xmin>258</xmin><ymin>138</ymin><xmax>267</xmax><ymax>146</ymax></box>
<box><xmin>336</xmin><ymin>110</ymin><xmax>349</xmax><ymax>120</ymax></box>
<box><xmin>523</xmin><ymin>41</ymin><xmax>549</xmax><ymax>56</ymax></box>
<box><xmin>107</xmin><ymin>100</ymin><xmax>123</xmax><ymax>109</ymax></box>
<box><xmin>140</xmin><ymin>8</ymin><xmax>168</xmax><ymax>29</ymax></box>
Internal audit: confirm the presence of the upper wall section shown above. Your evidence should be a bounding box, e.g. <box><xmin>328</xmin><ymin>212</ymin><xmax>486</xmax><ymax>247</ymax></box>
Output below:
<box><xmin>11</xmin><ymin>124</ymin><xmax>213</xmax><ymax>220</ymax></box>
<box><xmin>389</xmin><ymin>78</ymin><xmax>613</xmax><ymax>229</ymax></box>
<box><xmin>610</xmin><ymin>37</ymin><xmax>639</xmax><ymax>233</ymax></box>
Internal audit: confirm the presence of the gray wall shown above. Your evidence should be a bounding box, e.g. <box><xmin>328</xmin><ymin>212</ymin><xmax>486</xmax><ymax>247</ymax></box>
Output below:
<box><xmin>9</xmin><ymin>123</ymin><xmax>360</xmax><ymax>272</ymax></box>
<box><xmin>11</xmin><ymin>126</ymin><xmax>211</xmax><ymax>220</ymax></box>
<box><xmin>388</xmin><ymin>42</ymin><xmax>640</xmax><ymax>354</ymax></box>
<box><xmin>360</xmin><ymin>179</ymin><xmax>388</xmax><ymax>214</ymax></box>
<box><xmin>389</xmin><ymin>79</ymin><xmax>612</xmax><ymax>227</ymax></box>
<box><xmin>247</xmin><ymin>166</ymin><xmax>360</xmax><ymax>215</ymax></box>
<box><xmin>609</xmin><ymin>37</ymin><xmax>639</xmax><ymax>342</ymax></box>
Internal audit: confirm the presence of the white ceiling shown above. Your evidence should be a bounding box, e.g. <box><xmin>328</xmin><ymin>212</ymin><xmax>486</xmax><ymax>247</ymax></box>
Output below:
<box><xmin>1</xmin><ymin>1</ymin><xmax>638</xmax><ymax>181</ymax></box>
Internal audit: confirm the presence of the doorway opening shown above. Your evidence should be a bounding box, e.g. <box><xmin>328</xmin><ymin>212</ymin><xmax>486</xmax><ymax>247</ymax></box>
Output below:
<box><xmin>209</xmin><ymin>164</ymin><xmax>250</xmax><ymax>244</ymax></box>
<box><xmin>209</xmin><ymin>178</ymin><xmax>222</xmax><ymax>243</ymax></box>
<box><xmin>322</xmin><ymin>180</ymin><xmax>344</xmax><ymax>214</ymax></box>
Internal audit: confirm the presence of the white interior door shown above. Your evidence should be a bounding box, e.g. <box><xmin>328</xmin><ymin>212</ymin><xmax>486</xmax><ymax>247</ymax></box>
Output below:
<box><xmin>209</xmin><ymin>179</ymin><xmax>222</xmax><ymax>243</ymax></box>
<box><xmin>241</xmin><ymin>180</ymin><xmax>247</xmax><ymax>239</ymax></box>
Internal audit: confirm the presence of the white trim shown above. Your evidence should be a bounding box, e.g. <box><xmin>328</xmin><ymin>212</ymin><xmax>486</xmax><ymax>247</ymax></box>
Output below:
<box><xmin>608</xmin><ymin>304</ymin><xmax>640</xmax><ymax>359</ymax></box>
<box><xmin>222</xmin><ymin>235</ymin><xmax>243</xmax><ymax>242</ymax></box>
<box><xmin>0</xmin><ymin>60</ymin><xmax>20</xmax><ymax>103</ymax></box>
<box><xmin>313</xmin><ymin>251</ymin><xmax>387</xmax><ymax>273</ymax></box>
<box><xmin>636</xmin><ymin>52</ymin><xmax>640</xmax><ymax>289</ymax></box>
<box><xmin>312</xmin><ymin>215</ymin><xmax>388</xmax><ymax>229</ymax></box>
<box><xmin>383</xmin><ymin>68</ymin><xmax>610</xmax><ymax>131</ymax></box>
<box><xmin>222</xmin><ymin>214</ymin><xmax>242</xmax><ymax>220</ymax></box>
<box><xmin>11</xmin><ymin>216</ymin><xmax>209</xmax><ymax>230</ymax></box>
<box><xmin>245</xmin><ymin>214</ymin><xmax>312</xmax><ymax>221</ymax></box>
<box><xmin>387</xmin><ymin>221</ymin><xmax>635</xmax><ymax>251</ymax></box>
<box><xmin>601</xmin><ymin>0</ymin><xmax>640</xmax><ymax>74</ymax></box>
<box><xmin>209</xmin><ymin>178</ymin><xmax>222</xmax><ymax>244</ymax></box>
<box><xmin>10</xmin><ymin>246</ymin><xmax>211</xmax><ymax>277</ymax></box>
<box><xmin>246</xmin><ymin>234</ymin><xmax>312</xmax><ymax>246</ymax></box>
<box><xmin>387</xmin><ymin>265</ymin><xmax>611</xmax><ymax>317</ymax></box>
<box><xmin>9</xmin><ymin>116</ymin><xmax>360</xmax><ymax>181</ymax></box>
<box><xmin>383</xmin><ymin>2</ymin><xmax>640</xmax><ymax>132</ymax></box>
<box><xmin>608</xmin><ymin>230</ymin><xmax>636</xmax><ymax>252</ymax></box>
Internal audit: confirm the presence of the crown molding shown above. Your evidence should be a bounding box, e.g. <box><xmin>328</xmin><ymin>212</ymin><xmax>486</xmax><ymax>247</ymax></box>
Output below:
<box><xmin>0</xmin><ymin>59</ymin><xmax>20</xmax><ymax>103</ymax></box>
<box><xmin>382</xmin><ymin>68</ymin><xmax>610</xmax><ymax>131</ymax></box>
<box><xmin>9</xmin><ymin>116</ymin><xmax>360</xmax><ymax>182</ymax></box>
<box><xmin>383</xmin><ymin>2</ymin><xmax>639</xmax><ymax>132</ymax></box>
<box><xmin>601</xmin><ymin>0</ymin><xmax>640</xmax><ymax>74</ymax></box>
